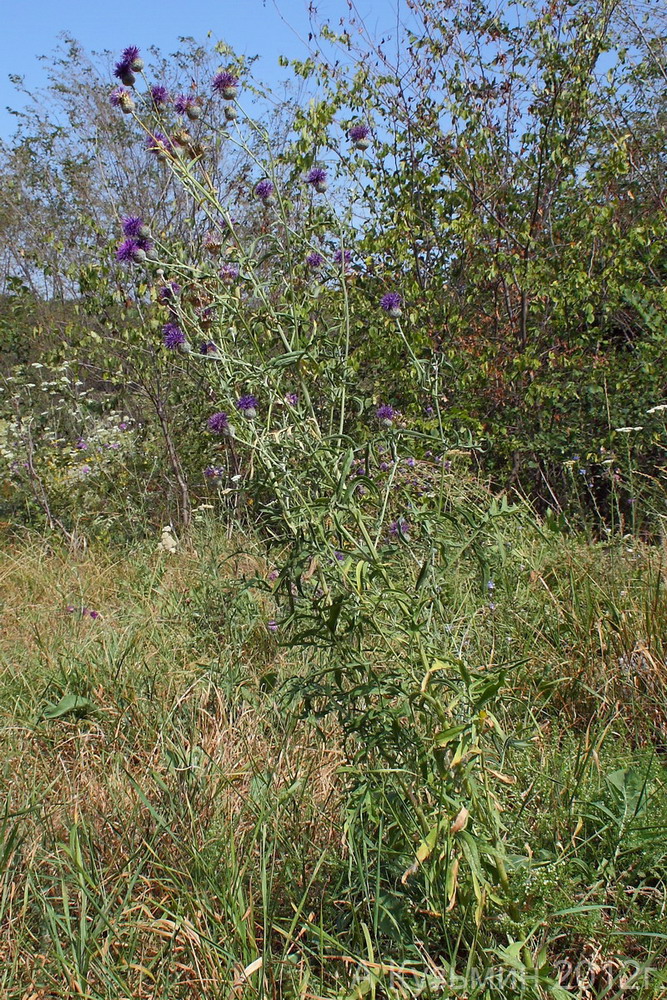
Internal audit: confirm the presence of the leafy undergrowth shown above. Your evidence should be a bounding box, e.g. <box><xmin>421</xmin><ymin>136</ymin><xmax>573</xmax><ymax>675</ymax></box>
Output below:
<box><xmin>0</xmin><ymin>521</ymin><xmax>666</xmax><ymax>999</ymax></box>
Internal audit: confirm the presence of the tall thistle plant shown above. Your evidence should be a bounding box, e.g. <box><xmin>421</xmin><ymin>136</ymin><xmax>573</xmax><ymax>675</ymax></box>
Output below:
<box><xmin>106</xmin><ymin>47</ymin><xmax>549</xmax><ymax>976</ymax></box>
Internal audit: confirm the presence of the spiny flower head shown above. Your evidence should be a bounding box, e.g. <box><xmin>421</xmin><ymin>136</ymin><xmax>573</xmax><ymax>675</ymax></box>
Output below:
<box><xmin>158</xmin><ymin>280</ymin><xmax>181</xmax><ymax>302</ymax></box>
<box><xmin>121</xmin><ymin>46</ymin><xmax>143</xmax><ymax>71</ymax></box>
<box><xmin>115</xmin><ymin>238</ymin><xmax>147</xmax><ymax>263</ymax></box>
<box><xmin>174</xmin><ymin>93</ymin><xmax>202</xmax><ymax>120</ymax></box>
<box><xmin>200</xmin><ymin>340</ymin><xmax>219</xmax><ymax>356</ymax></box>
<box><xmin>306</xmin><ymin>167</ymin><xmax>328</xmax><ymax>192</ymax></box>
<box><xmin>163</xmin><ymin>323</ymin><xmax>186</xmax><ymax>349</ymax></box>
<box><xmin>208</xmin><ymin>411</ymin><xmax>230</xmax><ymax>434</ymax></box>
<box><xmin>113</xmin><ymin>61</ymin><xmax>135</xmax><ymax>86</ymax></box>
<box><xmin>146</xmin><ymin>132</ymin><xmax>173</xmax><ymax>159</ymax></box>
<box><xmin>150</xmin><ymin>85</ymin><xmax>170</xmax><ymax>107</ymax></box>
<box><xmin>121</xmin><ymin>216</ymin><xmax>150</xmax><ymax>240</ymax></box>
<box><xmin>306</xmin><ymin>251</ymin><xmax>324</xmax><ymax>269</ymax></box>
<box><xmin>255</xmin><ymin>179</ymin><xmax>275</xmax><ymax>203</ymax></box>
<box><xmin>236</xmin><ymin>394</ymin><xmax>258</xmax><ymax>417</ymax></box>
<box><xmin>348</xmin><ymin>122</ymin><xmax>370</xmax><ymax>144</ymax></box>
<box><xmin>376</xmin><ymin>404</ymin><xmax>396</xmax><ymax>425</ymax></box>
<box><xmin>333</xmin><ymin>248</ymin><xmax>352</xmax><ymax>267</ymax></box>
<box><xmin>109</xmin><ymin>87</ymin><xmax>134</xmax><ymax>112</ymax></box>
<box><xmin>380</xmin><ymin>292</ymin><xmax>402</xmax><ymax>316</ymax></box>
<box><xmin>389</xmin><ymin>517</ymin><xmax>411</xmax><ymax>540</ymax></box>
<box><xmin>212</xmin><ymin>71</ymin><xmax>239</xmax><ymax>99</ymax></box>
<box><xmin>219</xmin><ymin>262</ymin><xmax>239</xmax><ymax>284</ymax></box>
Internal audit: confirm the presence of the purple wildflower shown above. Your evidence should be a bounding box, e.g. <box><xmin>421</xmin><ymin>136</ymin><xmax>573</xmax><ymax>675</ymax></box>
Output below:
<box><xmin>88</xmin><ymin>609</ymin><xmax>101</xmax><ymax>620</ymax></box>
<box><xmin>204</xmin><ymin>465</ymin><xmax>225</xmax><ymax>481</ymax></box>
<box><xmin>122</xmin><ymin>46</ymin><xmax>143</xmax><ymax>71</ymax></box>
<box><xmin>236</xmin><ymin>395</ymin><xmax>258</xmax><ymax>418</ymax></box>
<box><xmin>376</xmin><ymin>404</ymin><xmax>396</xmax><ymax>426</ymax></box>
<box><xmin>116</xmin><ymin>238</ymin><xmax>147</xmax><ymax>263</ymax></box>
<box><xmin>306</xmin><ymin>167</ymin><xmax>328</xmax><ymax>192</ymax></box>
<box><xmin>66</xmin><ymin>605</ymin><xmax>76</xmax><ymax>613</ymax></box>
<box><xmin>158</xmin><ymin>281</ymin><xmax>181</xmax><ymax>302</ymax></box>
<box><xmin>212</xmin><ymin>71</ymin><xmax>239</xmax><ymax>99</ymax></box>
<box><xmin>76</xmin><ymin>438</ymin><xmax>87</xmax><ymax>450</ymax></box>
<box><xmin>113</xmin><ymin>60</ymin><xmax>135</xmax><ymax>87</ymax></box>
<box><xmin>285</xmin><ymin>393</ymin><xmax>299</xmax><ymax>406</ymax></box>
<box><xmin>109</xmin><ymin>87</ymin><xmax>134</xmax><ymax>113</ymax></box>
<box><xmin>146</xmin><ymin>132</ymin><xmax>173</xmax><ymax>160</ymax></box>
<box><xmin>389</xmin><ymin>518</ymin><xmax>411</xmax><ymax>540</ymax></box>
<box><xmin>405</xmin><ymin>456</ymin><xmax>416</xmax><ymax>467</ymax></box>
<box><xmin>487</xmin><ymin>579</ymin><xmax>495</xmax><ymax>591</ymax></box>
<box><xmin>208</xmin><ymin>411</ymin><xmax>230</xmax><ymax>434</ymax></box>
<box><xmin>333</xmin><ymin>248</ymin><xmax>352</xmax><ymax>268</ymax></box>
<box><xmin>380</xmin><ymin>292</ymin><xmax>402</xmax><ymax>317</ymax></box>
<box><xmin>174</xmin><ymin>93</ymin><xmax>202</xmax><ymax>120</ymax></box>
<box><xmin>255</xmin><ymin>179</ymin><xmax>276</xmax><ymax>204</ymax></box>
<box><xmin>219</xmin><ymin>262</ymin><xmax>239</xmax><ymax>285</ymax></box>
<box><xmin>306</xmin><ymin>251</ymin><xmax>324</xmax><ymax>269</ymax></box>
<box><xmin>163</xmin><ymin>323</ymin><xmax>186</xmax><ymax>349</ymax></box>
<box><xmin>150</xmin><ymin>85</ymin><xmax>170</xmax><ymax>108</ymax></box>
<box><xmin>121</xmin><ymin>216</ymin><xmax>150</xmax><ymax>240</ymax></box>
<box><xmin>348</xmin><ymin>123</ymin><xmax>371</xmax><ymax>148</ymax></box>
<box><xmin>200</xmin><ymin>340</ymin><xmax>219</xmax><ymax>356</ymax></box>
<box><xmin>118</xmin><ymin>422</ymin><xmax>129</xmax><ymax>431</ymax></box>
<box><xmin>267</xmin><ymin>620</ymin><xmax>279</xmax><ymax>633</ymax></box>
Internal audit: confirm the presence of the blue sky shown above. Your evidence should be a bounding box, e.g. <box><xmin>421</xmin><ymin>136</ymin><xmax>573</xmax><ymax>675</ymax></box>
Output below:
<box><xmin>0</xmin><ymin>0</ymin><xmax>399</xmax><ymax>139</ymax></box>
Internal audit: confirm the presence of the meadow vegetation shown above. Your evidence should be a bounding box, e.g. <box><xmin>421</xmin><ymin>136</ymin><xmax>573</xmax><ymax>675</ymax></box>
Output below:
<box><xmin>1</xmin><ymin>1</ymin><xmax>667</xmax><ymax>996</ymax></box>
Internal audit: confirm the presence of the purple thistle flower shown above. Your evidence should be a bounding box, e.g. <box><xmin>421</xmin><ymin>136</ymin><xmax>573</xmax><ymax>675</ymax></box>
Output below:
<box><xmin>380</xmin><ymin>292</ymin><xmax>403</xmax><ymax>317</ymax></box>
<box><xmin>236</xmin><ymin>395</ymin><xmax>258</xmax><ymax>418</ymax></box>
<box><xmin>212</xmin><ymin>71</ymin><xmax>239</xmax><ymax>99</ymax></box>
<box><xmin>109</xmin><ymin>87</ymin><xmax>134</xmax><ymax>112</ymax></box>
<box><xmin>174</xmin><ymin>93</ymin><xmax>202</xmax><ymax>120</ymax></box>
<box><xmin>333</xmin><ymin>248</ymin><xmax>352</xmax><ymax>270</ymax></box>
<box><xmin>146</xmin><ymin>132</ymin><xmax>173</xmax><ymax>160</ymax></box>
<box><xmin>163</xmin><ymin>323</ymin><xmax>186</xmax><ymax>349</ymax></box>
<box><xmin>306</xmin><ymin>167</ymin><xmax>328</xmax><ymax>192</ymax></box>
<box><xmin>121</xmin><ymin>216</ymin><xmax>150</xmax><ymax>240</ymax></box>
<box><xmin>208</xmin><ymin>411</ymin><xmax>230</xmax><ymax>434</ymax></box>
<box><xmin>285</xmin><ymin>393</ymin><xmax>299</xmax><ymax>406</ymax></box>
<box><xmin>376</xmin><ymin>404</ymin><xmax>396</xmax><ymax>425</ymax></box>
<box><xmin>158</xmin><ymin>281</ymin><xmax>181</xmax><ymax>302</ymax></box>
<box><xmin>255</xmin><ymin>178</ymin><xmax>276</xmax><ymax>204</ymax></box>
<box><xmin>348</xmin><ymin>122</ymin><xmax>371</xmax><ymax>148</ymax></box>
<box><xmin>115</xmin><ymin>238</ymin><xmax>146</xmax><ymax>263</ymax></box>
<box><xmin>389</xmin><ymin>517</ymin><xmax>411</xmax><ymax>540</ymax></box>
<box><xmin>306</xmin><ymin>251</ymin><xmax>324</xmax><ymax>269</ymax></box>
<box><xmin>122</xmin><ymin>46</ymin><xmax>143</xmax><ymax>71</ymax></box>
<box><xmin>113</xmin><ymin>60</ymin><xmax>135</xmax><ymax>87</ymax></box>
<box><xmin>150</xmin><ymin>85</ymin><xmax>170</xmax><ymax>108</ymax></box>
<box><xmin>204</xmin><ymin>465</ymin><xmax>225</xmax><ymax>481</ymax></box>
<box><xmin>219</xmin><ymin>262</ymin><xmax>239</xmax><ymax>285</ymax></box>
<box><xmin>200</xmin><ymin>340</ymin><xmax>219</xmax><ymax>356</ymax></box>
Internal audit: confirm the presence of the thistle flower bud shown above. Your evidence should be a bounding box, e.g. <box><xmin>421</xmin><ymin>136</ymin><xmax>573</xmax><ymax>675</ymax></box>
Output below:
<box><xmin>224</xmin><ymin>104</ymin><xmax>238</xmax><ymax>121</ymax></box>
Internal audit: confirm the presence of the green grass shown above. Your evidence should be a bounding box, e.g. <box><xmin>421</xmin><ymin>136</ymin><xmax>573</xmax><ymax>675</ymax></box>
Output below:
<box><xmin>0</xmin><ymin>519</ymin><xmax>666</xmax><ymax>999</ymax></box>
